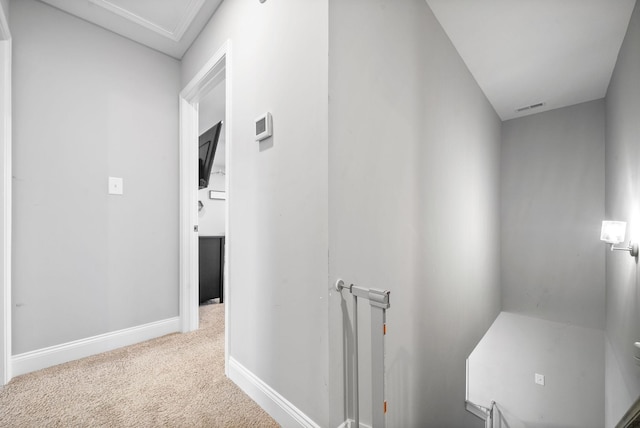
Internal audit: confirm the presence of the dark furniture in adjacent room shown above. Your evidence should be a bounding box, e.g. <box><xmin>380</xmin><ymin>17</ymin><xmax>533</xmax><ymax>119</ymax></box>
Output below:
<box><xmin>199</xmin><ymin>236</ymin><xmax>224</xmax><ymax>303</ymax></box>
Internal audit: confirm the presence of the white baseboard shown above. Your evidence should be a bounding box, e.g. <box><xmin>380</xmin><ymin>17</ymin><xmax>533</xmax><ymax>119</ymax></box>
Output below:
<box><xmin>337</xmin><ymin>420</ymin><xmax>373</xmax><ymax>428</ymax></box>
<box><xmin>11</xmin><ymin>317</ymin><xmax>181</xmax><ymax>377</ymax></box>
<box><xmin>228</xmin><ymin>356</ymin><xmax>321</xmax><ymax>428</ymax></box>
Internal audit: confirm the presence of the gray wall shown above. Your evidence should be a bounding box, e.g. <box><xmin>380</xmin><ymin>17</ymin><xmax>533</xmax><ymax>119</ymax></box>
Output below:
<box><xmin>328</xmin><ymin>0</ymin><xmax>501</xmax><ymax>426</ymax></box>
<box><xmin>12</xmin><ymin>0</ymin><xmax>180</xmax><ymax>354</ymax></box>
<box><xmin>468</xmin><ymin>312</ymin><xmax>604</xmax><ymax>428</ymax></box>
<box><xmin>0</xmin><ymin>0</ymin><xmax>7</xmax><ymax>21</ymax></box>
<box><xmin>181</xmin><ymin>0</ymin><xmax>330</xmax><ymax>425</ymax></box>
<box><xmin>501</xmin><ymin>100</ymin><xmax>606</xmax><ymax>330</ymax></box>
<box><xmin>604</xmin><ymin>1</ymin><xmax>640</xmax><ymax>425</ymax></box>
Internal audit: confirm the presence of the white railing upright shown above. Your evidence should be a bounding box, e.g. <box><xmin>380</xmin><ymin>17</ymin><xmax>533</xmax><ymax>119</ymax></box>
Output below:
<box><xmin>336</xmin><ymin>279</ymin><xmax>390</xmax><ymax>428</ymax></box>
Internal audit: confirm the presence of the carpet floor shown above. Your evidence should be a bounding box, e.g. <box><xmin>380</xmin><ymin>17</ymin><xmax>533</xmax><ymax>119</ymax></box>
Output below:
<box><xmin>0</xmin><ymin>303</ymin><xmax>279</xmax><ymax>427</ymax></box>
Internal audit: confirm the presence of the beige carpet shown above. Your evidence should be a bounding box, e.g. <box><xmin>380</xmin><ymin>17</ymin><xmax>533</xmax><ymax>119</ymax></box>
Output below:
<box><xmin>0</xmin><ymin>303</ymin><xmax>279</xmax><ymax>427</ymax></box>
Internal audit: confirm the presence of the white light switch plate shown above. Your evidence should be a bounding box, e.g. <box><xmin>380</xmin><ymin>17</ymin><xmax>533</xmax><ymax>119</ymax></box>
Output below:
<box><xmin>535</xmin><ymin>373</ymin><xmax>545</xmax><ymax>386</ymax></box>
<box><xmin>108</xmin><ymin>177</ymin><xmax>123</xmax><ymax>195</ymax></box>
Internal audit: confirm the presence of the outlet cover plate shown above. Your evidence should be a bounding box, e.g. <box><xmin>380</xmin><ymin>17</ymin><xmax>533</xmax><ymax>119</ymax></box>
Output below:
<box><xmin>108</xmin><ymin>177</ymin><xmax>124</xmax><ymax>195</ymax></box>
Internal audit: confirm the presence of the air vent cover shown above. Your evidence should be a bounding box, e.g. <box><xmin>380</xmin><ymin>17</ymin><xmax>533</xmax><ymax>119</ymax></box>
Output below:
<box><xmin>516</xmin><ymin>102</ymin><xmax>545</xmax><ymax>113</ymax></box>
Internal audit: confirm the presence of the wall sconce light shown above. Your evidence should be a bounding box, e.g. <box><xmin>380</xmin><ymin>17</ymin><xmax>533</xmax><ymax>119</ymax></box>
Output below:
<box><xmin>601</xmin><ymin>221</ymin><xmax>638</xmax><ymax>258</ymax></box>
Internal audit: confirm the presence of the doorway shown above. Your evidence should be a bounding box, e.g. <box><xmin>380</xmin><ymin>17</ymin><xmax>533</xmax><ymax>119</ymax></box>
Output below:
<box><xmin>179</xmin><ymin>40</ymin><xmax>232</xmax><ymax>374</ymax></box>
<box><xmin>197</xmin><ymin>80</ymin><xmax>226</xmax><ymax>305</ymax></box>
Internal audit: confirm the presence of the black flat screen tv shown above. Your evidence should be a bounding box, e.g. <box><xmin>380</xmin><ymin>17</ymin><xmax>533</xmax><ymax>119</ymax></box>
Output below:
<box><xmin>199</xmin><ymin>121</ymin><xmax>222</xmax><ymax>189</ymax></box>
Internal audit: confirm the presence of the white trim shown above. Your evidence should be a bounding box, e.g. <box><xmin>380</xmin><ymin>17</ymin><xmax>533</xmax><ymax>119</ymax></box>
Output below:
<box><xmin>89</xmin><ymin>0</ymin><xmax>205</xmax><ymax>42</ymax></box>
<box><xmin>171</xmin><ymin>0</ymin><xmax>207</xmax><ymax>43</ymax></box>
<box><xmin>465</xmin><ymin>358</ymin><xmax>492</xmax><ymax>425</ymax></box>
<box><xmin>337</xmin><ymin>420</ymin><xmax>373</xmax><ymax>428</ymax></box>
<box><xmin>179</xmin><ymin>96</ymin><xmax>200</xmax><ymax>333</ymax></box>
<box><xmin>180</xmin><ymin>43</ymin><xmax>228</xmax><ymax>102</ymax></box>
<box><xmin>12</xmin><ymin>317</ymin><xmax>180</xmax><ymax>377</ymax></box>
<box><xmin>179</xmin><ymin>40</ymin><xmax>231</xmax><ymax>384</ymax></box>
<box><xmin>0</xmin><ymin>35</ymin><xmax>10</xmax><ymax>386</ymax></box>
<box><xmin>222</xmin><ymin>44</ymin><xmax>232</xmax><ymax>377</ymax></box>
<box><xmin>229</xmin><ymin>357</ymin><xmax>322</xmax><ymax>428</ymax></box>
<box><xmin>465</xmin><ymin>400</ymin><xmax>490</xmax><ymax>421</ymax></box>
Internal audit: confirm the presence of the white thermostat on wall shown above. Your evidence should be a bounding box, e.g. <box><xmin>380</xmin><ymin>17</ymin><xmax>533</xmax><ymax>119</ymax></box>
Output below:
<box><xmin>255</xmin><ymin>112</ymin><xmax>272</xmax><ymax>141</ymax></box>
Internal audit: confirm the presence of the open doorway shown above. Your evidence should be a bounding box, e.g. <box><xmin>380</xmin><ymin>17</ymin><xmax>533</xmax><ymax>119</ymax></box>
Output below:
<box><xmin>179</xmin><ymin>41</ymin><xmax>231</xmax><ymax>374</ymax></box>
<box><xmin>197</xmin><ymin>81</ymin><xmax>226</xmax><ymax>306</ymax></box>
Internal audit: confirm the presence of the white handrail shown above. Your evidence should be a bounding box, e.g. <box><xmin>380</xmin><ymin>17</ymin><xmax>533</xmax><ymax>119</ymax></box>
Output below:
<box><xmin>465</xmin><ymin>357</ymin><xmax>497</xmax><ymax>427</ymax></box>
<box><xmin>465</xmin><ymin>400</ymin><xmax>496</xmax><ymax>428</ymax></box>
<box><xmin>617</xmin><ymin>395</ymin><xmax>640</xmax><ymax>428</ymax></box>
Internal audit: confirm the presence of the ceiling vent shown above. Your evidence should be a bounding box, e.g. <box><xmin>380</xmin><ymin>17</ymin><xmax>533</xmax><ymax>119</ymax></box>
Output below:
<box><xmin>515</xmin><ymin>102</ymin><xmax>545</xmax><ymax>113</ymax></box>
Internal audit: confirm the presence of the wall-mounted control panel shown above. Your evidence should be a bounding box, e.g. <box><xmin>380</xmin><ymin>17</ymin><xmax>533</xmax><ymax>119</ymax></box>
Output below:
<box><xmin>255</xmin><ymin>112</ymin><xmax>272</xmax><ymax>141</ymax></box>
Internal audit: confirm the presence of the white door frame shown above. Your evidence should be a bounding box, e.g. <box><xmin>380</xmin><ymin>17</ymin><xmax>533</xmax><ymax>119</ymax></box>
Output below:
<box><xmin>0</xmin><ymin>3</ymin><xmax>11</xmax><ymax>386</ymax></box>
<box><xmin>179</xmin><ymin>40</ymin><xmax>231</xmax><ymax>372</ymax></box>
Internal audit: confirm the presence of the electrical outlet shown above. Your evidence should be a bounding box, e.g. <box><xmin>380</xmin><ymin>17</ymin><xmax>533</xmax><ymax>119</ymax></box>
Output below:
<box><xmin>535</xmin><ymin>373</ymin><xmax>545</xmax><ymax>386</ymax></box>
<box><xmin>108</xmin><ymin>177</ymin><xmax>124</xmax><ymax>195</ymax></box>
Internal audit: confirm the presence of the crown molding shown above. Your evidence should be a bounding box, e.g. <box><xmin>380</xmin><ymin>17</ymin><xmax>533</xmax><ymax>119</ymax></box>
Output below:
<box><xmin>88</xmin><ymin>0</ymin><xmax>206</xmax><ymax>42</ymax></box>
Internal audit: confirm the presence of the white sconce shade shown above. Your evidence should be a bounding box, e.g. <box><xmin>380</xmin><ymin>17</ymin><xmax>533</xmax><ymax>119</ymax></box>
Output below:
<box><xmin>601</xmin><ymin>220</ymin><xmax>638</xmax><ymax>258</ymax></box>
<box><xmin>601</xmin><ymin>221</ymin><xmax>627</xmax><ymax>244</ymax></box>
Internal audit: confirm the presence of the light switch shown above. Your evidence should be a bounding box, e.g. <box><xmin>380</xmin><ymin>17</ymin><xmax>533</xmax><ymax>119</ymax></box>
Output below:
<box><xmin>108</xmin><ymin>177</ymin><xmax>123</xmax><ymax>195</ymax></box>
<box><xmin>535</xmin><ymin>373</ymin><xmax>545</xmax><ymax>386</ymax></box>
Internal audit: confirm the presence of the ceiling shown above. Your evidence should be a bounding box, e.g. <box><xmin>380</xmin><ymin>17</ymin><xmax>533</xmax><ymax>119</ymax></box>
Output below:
<box><xmin>426</xmin><ymin>0</ymin><xmax>637</xmax><ymax>120</ymax></box>
<box><xmin>38</xmin><ymin>0</ymin><xmax>223</xmax><ymax>59</ymax></box>
<box><xmin>38</xmin><ymin>0</ymin><xmax>637</xmax><ymax>120</ymax></box>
